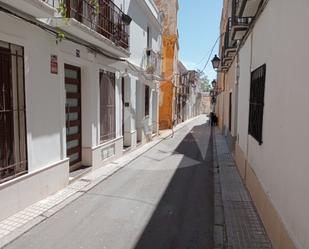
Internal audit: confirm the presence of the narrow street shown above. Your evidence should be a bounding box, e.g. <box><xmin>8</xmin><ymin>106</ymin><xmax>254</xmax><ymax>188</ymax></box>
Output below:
<box><xmin>4</xmin><ymin>117</ymin><xmax>215</xmax><ymax>249</ymax></box>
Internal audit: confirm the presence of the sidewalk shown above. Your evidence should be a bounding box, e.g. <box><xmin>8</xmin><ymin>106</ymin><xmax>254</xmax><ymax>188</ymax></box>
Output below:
<box><xmin>0</xmin><ymin>117</ymin><xmax>199</xmax><ymax>248</ymax></box>
<box><xmin>213</xmin><ymin>128</ymin><xmax>272</xmax><ymax>249</ymax></box>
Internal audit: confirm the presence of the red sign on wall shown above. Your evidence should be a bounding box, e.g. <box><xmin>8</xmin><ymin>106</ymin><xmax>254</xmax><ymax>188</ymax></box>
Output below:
<box><xmin>50</xmin><ymin>55</ymin><xmax>58</xmax><ymax>74</ymax></box>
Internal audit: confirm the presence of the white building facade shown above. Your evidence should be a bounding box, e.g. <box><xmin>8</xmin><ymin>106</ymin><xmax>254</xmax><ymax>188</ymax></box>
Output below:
<box><xmin>0</xmin><ymin>0</ymin><xmax>162</xmax><ymax>222</ymax></box>
<box><xmin>217</xmin><ymin>0</ymin><xmax>309</xmax><ymax>248</ymax></box>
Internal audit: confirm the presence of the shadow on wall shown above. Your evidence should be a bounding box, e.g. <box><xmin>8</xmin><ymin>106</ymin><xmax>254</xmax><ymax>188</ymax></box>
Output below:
<box><xmin>133</xmin><ymin>123</ymin><xmax>215</xmax><ymax>249</ymax></box>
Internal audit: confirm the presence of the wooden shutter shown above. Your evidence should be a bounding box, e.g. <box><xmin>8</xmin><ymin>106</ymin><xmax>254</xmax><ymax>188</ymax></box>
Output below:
<box><xmin>100</xmin><ymin>70</ymin><xmax>116</xmax><ymax>142</ymax></box>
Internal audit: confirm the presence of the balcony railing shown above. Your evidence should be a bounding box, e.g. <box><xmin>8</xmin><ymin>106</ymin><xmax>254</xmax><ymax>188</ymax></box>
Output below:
<box><xmin>230</xmin><ymin>16</ymin><xmax>251</xmax><ymax>41</ymax></box>
<box><xmin>65</xmin><ymin>0</ymin><xmax>130</xmax><ymax>49</ymax></box>
<box><xmin>144</xmin><ymin>49</ymin><xmax>161</xmax><ymax>76</ymax></box>
<box><xmin>232</xmin><ymin>16</ymin><xmax>251</xmax><ymax>27</ymax></box>
<box><xmin>224</xmin><ymin>18</ymin><xmax>237</xmax><ymax>50</ymax></box>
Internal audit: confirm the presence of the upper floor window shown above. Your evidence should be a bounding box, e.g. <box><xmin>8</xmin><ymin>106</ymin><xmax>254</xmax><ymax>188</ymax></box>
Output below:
<box><xmin>248</xmin><ymin>64</ymin><xmax>266</xmax><ymax>145</ymax></box>
<box><xmin>147</xmin><ymin>26</ymin><xmax>152</xmax><ymax>49</ymax></box>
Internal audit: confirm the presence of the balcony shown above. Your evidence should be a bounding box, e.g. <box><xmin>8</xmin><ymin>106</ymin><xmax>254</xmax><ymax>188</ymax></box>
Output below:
<box><xmin>236</xmin><ymin>0</ymin><xmax>263</xmax><ymax>17</ymax></box>
<box><xmin>144</xmin><ymin>49</ymin><xmax>161</xmax><ymax>79</ymax></box>
<box><xmin>46</xmin><ymin>0</ymin><xmax>130</xmax><ymax>57</ymax></box>
<box><xmin>231</xmin><ymin>16</ymin><xmax>251</xmax><ymax>41</ymax></box>
<box><xmin>222</xmin><ymin>56</ymin><xmax>233</xmax><ymax>67</ymax></box>
<box><xmin>65</xmin><ymin>0</ymin><xmax>129</xmax><ymax>49</ymax></box>
<box><xmin>224</xmin><ymin>18</ymin><xmax>237</xmax><ymax>58</ymax></box>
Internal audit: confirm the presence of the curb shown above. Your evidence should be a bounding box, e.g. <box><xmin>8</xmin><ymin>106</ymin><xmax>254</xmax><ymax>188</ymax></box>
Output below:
<box><xmin>212</xmin><ymin>127</ymin><xmax>227</xmax><ymax>249</ymax></box>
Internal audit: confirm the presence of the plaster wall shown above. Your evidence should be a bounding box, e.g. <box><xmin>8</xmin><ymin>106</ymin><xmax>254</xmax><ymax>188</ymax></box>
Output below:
<box><xmin>237</xmin><ymin>0</ymin><xmax>309</xmax><ymax>247</ymax></box>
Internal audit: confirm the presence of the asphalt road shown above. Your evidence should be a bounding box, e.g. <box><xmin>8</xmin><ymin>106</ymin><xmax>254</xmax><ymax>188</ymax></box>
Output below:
<box><xmin>5</xmin><ymin>116</ymin><xmax>214</xmax><ymax>249</ymax></box>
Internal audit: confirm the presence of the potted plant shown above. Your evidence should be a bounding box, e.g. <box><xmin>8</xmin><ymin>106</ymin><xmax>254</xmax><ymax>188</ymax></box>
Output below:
<box><xmin>146</xmin><ymin>64</ymin><xmax>155</xmax><ymax>74</ymax></box>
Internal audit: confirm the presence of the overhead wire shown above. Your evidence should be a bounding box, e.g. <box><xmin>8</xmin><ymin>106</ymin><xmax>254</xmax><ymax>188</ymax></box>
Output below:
<box><xmin>200</xmin><ymin>32</ymin><xmax>224</xmax><ymax>73</ymax></box>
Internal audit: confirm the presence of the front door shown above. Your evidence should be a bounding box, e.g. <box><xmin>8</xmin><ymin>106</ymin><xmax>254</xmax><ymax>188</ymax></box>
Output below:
<box><xmin>229</xmin><ymin>92</ymin><xmax>232</xmax><ymax>131</ymax></box>
<box><xmin>65</xmin><ymin>64</ymin><xmax>82</xmax><ymax>169</ymax></box>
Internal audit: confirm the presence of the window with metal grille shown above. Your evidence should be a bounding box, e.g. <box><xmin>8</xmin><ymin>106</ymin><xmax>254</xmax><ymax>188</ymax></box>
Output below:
<box><xmin>0</xmin><ymin>41</ymin><xmax>27</xmax><ymax>183</ymax></box>
<box><xmin>145</xmin><ymin>85</ymin><xmax>150</xmax><ymax>117</ymax></box>
<box><xmin>249</xmin><ymin>64</ymin><xmax>266</xmax><ymax>145</ymax></box>
<box><xmin>100</xmin><ymin>70</ymin><xmax>116</xmax><ymax>142</ymax></box>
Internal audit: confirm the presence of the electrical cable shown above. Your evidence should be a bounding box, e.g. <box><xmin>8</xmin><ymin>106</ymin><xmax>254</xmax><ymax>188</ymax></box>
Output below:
<box><xmin>200</xmin><ymin>32</ymin><xmax>224</xmax><ymax>73</ymax></box>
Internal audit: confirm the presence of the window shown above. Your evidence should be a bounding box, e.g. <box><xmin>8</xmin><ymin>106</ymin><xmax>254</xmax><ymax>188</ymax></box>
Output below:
<box><xmin>249</xmin><ymin>64</ymin><xmax>266</xmax><ymax>145</ymax></box>
<box><xmin>145</xmin><ymin>85</ymin><xmax>150</xmax><ymax>117</ymax></box>
<box><xmin>147</xmin><ymin>26</ymin><xmax>152</xmax><ymax>49</ymax></box>
<box><xmin>0</xmin><ymin>41</ymin><xmax>27</xmax><ymax>183</ymax></box>
<box><xmin>100</xmin><ymin>70</ymin><xmax>116</xmax><ymax>142</ymax></box>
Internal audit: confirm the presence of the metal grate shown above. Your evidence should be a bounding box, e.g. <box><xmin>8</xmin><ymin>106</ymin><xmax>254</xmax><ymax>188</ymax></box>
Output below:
<box><xmin>0</xmin><ymin>42</ymin><xmax>27</xmax><ymax>183</ymax></box>
<box><xmin>249</xmin><ymin>64</ymin><xmax>266</xmax><ymax>145</ymax></box>
<box><xmin>100</xmin><ymin>70</ymin><xmax>116</xmax><ymax>142</ymax></box>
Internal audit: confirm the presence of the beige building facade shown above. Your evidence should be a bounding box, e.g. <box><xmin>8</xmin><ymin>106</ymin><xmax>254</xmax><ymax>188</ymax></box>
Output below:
<box><xmin>216</xmin><ymin>0</ymin><xmax>309</xmax><ymax>248</ymax></box>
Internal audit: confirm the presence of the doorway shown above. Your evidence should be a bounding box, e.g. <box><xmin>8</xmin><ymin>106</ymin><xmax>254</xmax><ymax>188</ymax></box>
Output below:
<box><xmin>64</xmin><ymin>64</ymin><xmax>82</xmax><ymax>171</ymax></box>
<box><xmin>229</xmin><ymin>92</ymin><xmax>232</xmax><ymax>132</ymax></box>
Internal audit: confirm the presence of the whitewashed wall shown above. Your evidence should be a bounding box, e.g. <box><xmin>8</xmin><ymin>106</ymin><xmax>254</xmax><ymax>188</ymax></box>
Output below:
<box><xmin>237</xmin><ymin>0</ymin><xmax>309</xmax><ymax>248</ymax></box>
<box><xmin>126</xmin><ymin>0</ymin><xmax>161</xmax><ymax>67</ymax></box>
<box><xmin>0</xmin><ymin>12</ymin><xmax>63</xmax><ymax>171</ymax></box>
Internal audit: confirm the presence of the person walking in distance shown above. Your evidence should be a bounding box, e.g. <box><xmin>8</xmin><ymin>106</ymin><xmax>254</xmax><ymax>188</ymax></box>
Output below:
<box><xmin>171</xmin><ymin>114</ymin><xmax>181</xmax><ymax>137</ymax></box>
<box><xmin>209</xmin><ymin>112</ymin><xmax>214</xmax><ymax>126</ymax></box>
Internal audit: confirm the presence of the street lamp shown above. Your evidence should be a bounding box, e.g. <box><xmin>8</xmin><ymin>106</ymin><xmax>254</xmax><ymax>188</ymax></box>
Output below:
<box><xmin>211</xmin><ymin>54</ymin><xmax>221</xmax><ymax>70</ymax></box>
<box><xmin>211</xmin><ymin>79</ymin><xmax>217</xmax><ymax>88</ymax></box>
<box><xmin>122</xmin><ymin>14</ymin><xmax>132</xmax><ymax>25</ymax></box>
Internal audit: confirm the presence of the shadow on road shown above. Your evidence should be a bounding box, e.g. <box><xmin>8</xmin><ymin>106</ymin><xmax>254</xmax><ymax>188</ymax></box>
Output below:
<box><xmin>133</xmin><ymin>123</ymin><xmax>214</xmax><ymax>249</ymax></box>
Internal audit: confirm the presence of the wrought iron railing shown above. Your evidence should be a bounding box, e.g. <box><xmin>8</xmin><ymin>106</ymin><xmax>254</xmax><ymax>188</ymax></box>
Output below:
<box><xmin>144</xmin><ymin>49</ymin><xmax>161</xmax><ymax>76</ymax></box>
<box><xmin>232</xmin><ymin>16</ymin><xmax>251</xmax><ymax>27</ymax></box>
<box><xmin>65</xmin><ymin>0</ymin><xmax>129</xmax><ymax>49</ymax></box>
<box><xmin>232</xmin><ymin>0</ymin><xmax>250</xmax><ymax>23</ymax></box>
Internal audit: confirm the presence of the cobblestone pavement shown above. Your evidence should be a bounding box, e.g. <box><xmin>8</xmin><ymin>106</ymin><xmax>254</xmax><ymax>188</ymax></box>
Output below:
<box><xmin>214</xmin><ymin>129</ymin><xmax>272</xmax><ymax>249</ymax></box>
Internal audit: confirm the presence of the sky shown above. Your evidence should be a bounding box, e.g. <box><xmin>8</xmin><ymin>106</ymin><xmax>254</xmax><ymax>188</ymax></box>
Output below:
<box><xmin>178</xmin><ymin>0</ymin><xmax>223</xmax><ymax>81</ymax></box>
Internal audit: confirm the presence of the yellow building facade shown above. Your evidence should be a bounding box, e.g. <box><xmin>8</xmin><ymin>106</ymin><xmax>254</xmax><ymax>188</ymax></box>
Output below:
<box><xmin>155</xmin><ymin>0</ymin><xmax>179</xmax><ymax>129</ymax></box>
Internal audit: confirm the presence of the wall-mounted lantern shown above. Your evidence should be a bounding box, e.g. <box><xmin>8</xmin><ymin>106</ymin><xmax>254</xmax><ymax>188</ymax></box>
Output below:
<box><xmin>211</xmin><ymin>54</ymin><xmax>221</xmax><ymax>70</ymax></box>
<box><xmin>122</xmin><ymin>14</ymin><xmax>132</xmax><ymax>25</ymax></box>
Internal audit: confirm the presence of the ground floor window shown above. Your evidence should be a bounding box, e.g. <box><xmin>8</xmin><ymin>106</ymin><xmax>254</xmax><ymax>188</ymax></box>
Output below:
<box><xmin>145</xmin><ymin>85</ymin><xmax>149</xmax><ymax>117</ymax></box>
<box><xmin>0</xmin><ymin>41</ymin><xmax>27</xmax><ymax>183</ymax></box>
<box><xmin>100</xmin><ymin>70</ymin><xmax>116</xmax><ymax>142</ymax></box>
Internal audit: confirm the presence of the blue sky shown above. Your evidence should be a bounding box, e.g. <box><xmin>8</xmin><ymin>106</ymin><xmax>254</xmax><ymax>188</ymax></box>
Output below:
<box><xmin>178</xmin><ymin>0</ymin><xmax>223</xmax><ymax>80</ymax></box>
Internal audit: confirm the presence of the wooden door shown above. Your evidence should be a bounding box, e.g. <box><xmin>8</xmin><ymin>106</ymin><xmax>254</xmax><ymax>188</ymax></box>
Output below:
<box><xmin>65</xmin><ymin>64</ymin><xmax>82</xmax><ymax>169</ymax></box>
